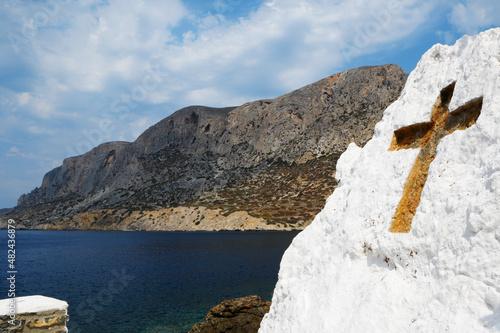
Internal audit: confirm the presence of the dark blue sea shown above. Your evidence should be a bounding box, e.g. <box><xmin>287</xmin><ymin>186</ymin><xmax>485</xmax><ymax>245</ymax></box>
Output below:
<box><xmin>0</xmin><ymin>230</ymin><xmax>299</xmax><ymax>332</ymax></box>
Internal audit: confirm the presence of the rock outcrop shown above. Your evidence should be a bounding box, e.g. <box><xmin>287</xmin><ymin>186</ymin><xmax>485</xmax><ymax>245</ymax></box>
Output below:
<box><xmin>189</xmin><ymin>295</ymin><xmax>271</xmax><ymax>333</ymax></box>
<box><xmin>6</xmin><ymin>64</ymin><xmax>408</xmax><ymax>230</ymax></box>
<box><xmin>260</xmin><ymin>28</ymin><xmax>500</xmax><ymax>332</ymax></box>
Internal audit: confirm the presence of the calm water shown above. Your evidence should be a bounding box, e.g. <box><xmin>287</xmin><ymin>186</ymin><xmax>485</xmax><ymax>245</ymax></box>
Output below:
<box><xmin>0</xmin><ymin>230</ymin><xmax>299</xmax><ymax>332</ymax></box>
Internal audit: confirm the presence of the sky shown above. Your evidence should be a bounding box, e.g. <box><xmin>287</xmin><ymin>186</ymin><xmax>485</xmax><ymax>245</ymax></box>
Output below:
<box><xmin>0</xmin><ymin>0</ymin><xmax>499</xmax><ymax>209</ymax></box>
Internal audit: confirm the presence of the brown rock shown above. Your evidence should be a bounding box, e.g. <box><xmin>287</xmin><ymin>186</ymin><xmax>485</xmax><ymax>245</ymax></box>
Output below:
<box><xmin>189</xmin><ymin>295</ymin><xmax>271</xmax><ymax>333</ymax></box>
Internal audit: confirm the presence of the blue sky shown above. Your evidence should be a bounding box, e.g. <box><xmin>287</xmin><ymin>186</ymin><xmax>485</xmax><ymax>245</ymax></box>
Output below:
<box><xmin>0</xmin><ymin>0</ymin><xmax>499</xmax><ymax>209</ymax></box>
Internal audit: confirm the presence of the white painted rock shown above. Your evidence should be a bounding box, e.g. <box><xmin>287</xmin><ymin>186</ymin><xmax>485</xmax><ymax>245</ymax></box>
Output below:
<box><xmin>0</xmin><ymin>295</ymin><xmax>68</xmax><ymax>315</ymax></box>
<box><xmin>260</xmin><ymin>28</ymin><xmax>500</xmax><ymax>332</ymax></box>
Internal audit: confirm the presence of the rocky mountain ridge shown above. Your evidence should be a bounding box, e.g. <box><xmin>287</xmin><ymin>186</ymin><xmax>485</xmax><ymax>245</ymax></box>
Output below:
<box><xmin>5</xmin><ymin>64</ymin><xmax>408</xmax><ymax>230</ymax></box>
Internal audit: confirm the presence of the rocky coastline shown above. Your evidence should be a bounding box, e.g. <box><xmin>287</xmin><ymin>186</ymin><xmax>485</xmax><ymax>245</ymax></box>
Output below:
<box><xmin>8</xmin><ymin>206</ymin><xmax>302</xmax><ymax>231</ymax></box>
<box><xmin>189</xmin><ymin>295</ymin><xmax>271</xmax><ymax>333</ymax></box>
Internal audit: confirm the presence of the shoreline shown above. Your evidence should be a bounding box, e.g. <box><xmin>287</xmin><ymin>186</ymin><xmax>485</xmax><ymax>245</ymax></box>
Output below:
<box><xmin>0</xmin><ymin>227</ymin><xmax>303</xmax><ymax>233</ymax></box>
<box><xmin>2</xmin><ymin>205</ymin><xmax>308</xmax><ymax>232</ymax></box>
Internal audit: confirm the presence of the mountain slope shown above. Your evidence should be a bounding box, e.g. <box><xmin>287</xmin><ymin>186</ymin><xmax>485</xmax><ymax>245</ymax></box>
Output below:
<box><xmin>7</xmin><ymin>64</ymin><xmax>408</xmax><ymax>230</ymax></box>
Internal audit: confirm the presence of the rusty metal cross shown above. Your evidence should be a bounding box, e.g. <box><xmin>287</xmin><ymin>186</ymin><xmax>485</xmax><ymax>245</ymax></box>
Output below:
<box><xmin>388</xmin><ymin>82</ymin><xmax>483</xmax><ymax>233</ymax></box>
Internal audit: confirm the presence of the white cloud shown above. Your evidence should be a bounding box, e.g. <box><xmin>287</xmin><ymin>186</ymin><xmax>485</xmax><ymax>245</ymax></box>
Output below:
<box><xmin>4</xmin><ymin>0</ymin><xmax>443</xmax><ymax>120</ymax></box>
<box><xmin>152</xmin><ymin>0</ymin><xmax>439</xmax><ymax>103</ymax></box>
<box><xmin>0</xmin><ymin>89</ymin><xmax>18</xmax><ymax>113</ymax></box>
<box><xmin>19</xmin><ymin>92</ymin><xmax>70</xmax><ymax>120</ymax></box>
<box><xmin>17</xmin><ymin>92</ymin><xmax>31</xmax><ymax>106</ymax></box>
<box><xmin>30</xmin><ymin>0</ymin><xmax>187</xmax><ymax>93</ymax></box>
<box><xmin>6</xmin><ymin>146</ymin><xmax>22</xmax><ymax>157</ymax></box>
<box><xmin>436</xmin><ymin>30</ymin><xmax>457</xmax><ymax>45</ymax></box>
<box><xmin>27</xmin><ymin>126</ymin><xmax>55</xmax><ymax>135</ymax></box>
<box><xmin>131</xmin><ymin>117</ymin><xmax>151</xmax><ymax>139</ymax></box>
<box><xmin>32</xmin><ymin>97</ymin><xmax>54</xmax><ymax>119</ymax></box>
<box><xmin>6</xmin><ymin>146</ymin><xmax>61</xmax><ymax>168</ymax></box>
<box><xmin>449</xmin><ymin>0</ymin><xmax>500</xmax><ymax>34</ymax></box>
<box><xmin>2</xmin><ymin>0</ymin><xmax>447</xmax><ymax>165</ymax></box>
<box><xmin>184</xmin><ymin>86</ymin><xmax>247</xmax><ymax>106</ymax></box>
<box><xmin>199</xmin><ymin>13</ymin><xmax>227</xmax><ymax>30</ymax></box>
<box><xmin>7</xmin><ymin>146</ymin><xmax>35</xmax><ymax>160</ymax></box>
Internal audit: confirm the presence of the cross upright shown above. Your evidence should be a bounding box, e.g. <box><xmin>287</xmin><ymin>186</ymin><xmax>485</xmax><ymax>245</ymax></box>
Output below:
<box><xmin>388</xmin><ymin>82</ymin><xmax>483</xmax><ymax>233</ymax></box>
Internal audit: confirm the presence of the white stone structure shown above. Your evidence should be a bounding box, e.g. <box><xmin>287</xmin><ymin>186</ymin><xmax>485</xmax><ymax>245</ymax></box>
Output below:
<box><xmin>0</xmin><ymin>296</ymin><xmax>68</xmax><ymax>332</ymax></box>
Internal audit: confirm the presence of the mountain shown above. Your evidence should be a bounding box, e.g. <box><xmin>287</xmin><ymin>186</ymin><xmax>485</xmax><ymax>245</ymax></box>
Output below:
<box><xmin>260</xmin><ymin>28</ymin><xmax>500</xmax><ymax>332</ymax></box>
<box><xmin>5</xmin><ymin>64</ymin><xmax>408</xmax><ymax>231</ymax></box>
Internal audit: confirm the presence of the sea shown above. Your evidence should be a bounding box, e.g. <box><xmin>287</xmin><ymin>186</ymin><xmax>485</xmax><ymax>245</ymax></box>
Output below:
<box><xmin>0</xmin><ymin>230</ymin><xmax>299</xmax><ymax>333</ymax></box>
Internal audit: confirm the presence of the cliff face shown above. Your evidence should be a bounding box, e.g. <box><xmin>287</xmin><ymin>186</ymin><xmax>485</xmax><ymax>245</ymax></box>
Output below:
<box><xmin>8</xmin><ymin>64</ymin><xmax>408</xmax><ymax>230</ymax></box>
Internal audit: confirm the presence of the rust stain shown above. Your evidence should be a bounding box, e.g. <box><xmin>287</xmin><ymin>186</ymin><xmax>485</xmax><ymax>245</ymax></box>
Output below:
<box><xmin>389</xmin><ymin>82</ymin><xmax>483</xmax><ymax>233</ymax></box>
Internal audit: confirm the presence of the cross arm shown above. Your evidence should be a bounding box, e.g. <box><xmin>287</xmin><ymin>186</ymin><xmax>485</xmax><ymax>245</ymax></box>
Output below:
<box><xmin>389</xmin><ymin>121</ymin><xmax>434</xmax><ymax>151</ymax></box>
<box><xmin>445</xmin><ymin>96</ymin><xmax>483</xmax><ymax>132</ymax></box>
